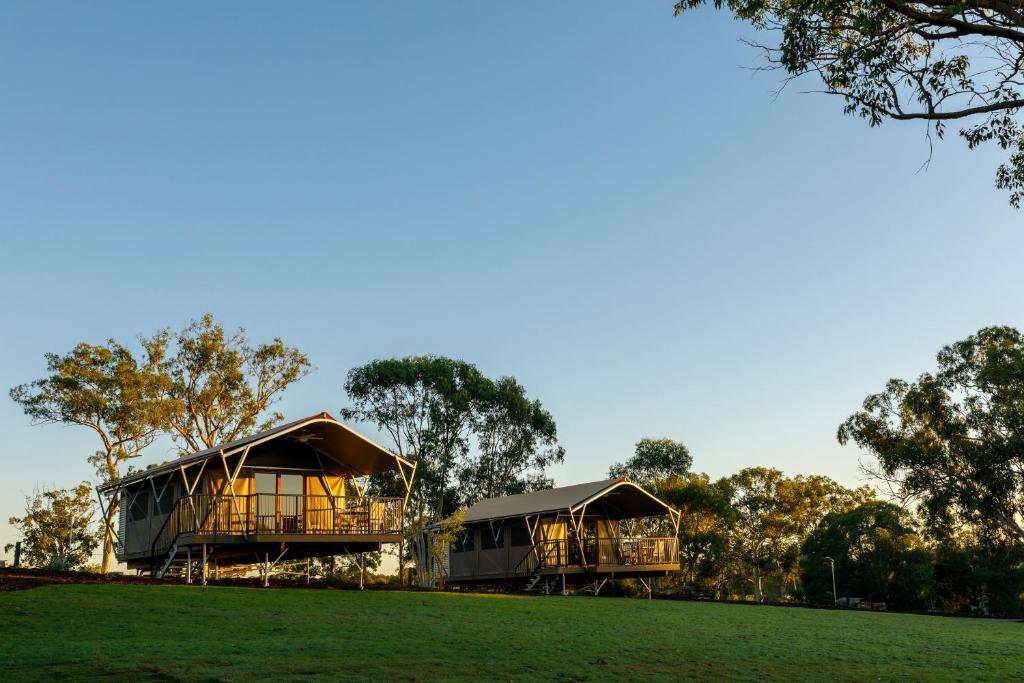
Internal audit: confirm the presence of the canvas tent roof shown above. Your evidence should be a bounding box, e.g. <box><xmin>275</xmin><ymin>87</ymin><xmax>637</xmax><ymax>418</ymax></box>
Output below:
<box><xmin>99</xmin><ymin>412</ymin><xmax>412</xmax><ymax>493</ymax></box>
<box><xmin>461</xmin><ymin>478</ymin><xmax>677</xmax><ymax>524</ymax></box>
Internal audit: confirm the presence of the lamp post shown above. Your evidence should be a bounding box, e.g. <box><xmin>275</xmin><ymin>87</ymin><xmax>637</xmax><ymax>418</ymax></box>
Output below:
<box><xmin>824</xmin><ymin>556</ymin><xmax>837</xmax><ymax>606</ymax></box>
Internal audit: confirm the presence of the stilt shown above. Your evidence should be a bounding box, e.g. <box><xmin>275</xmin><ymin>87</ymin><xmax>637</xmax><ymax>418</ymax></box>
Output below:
<box><xmin>263</xmin><ymin>552</ymin><xmax>270</xmax><ymax>588</ymax></box>
<box><xmin>201</xmin><ymin>544</ymin><xmax>207</xmax><ymax>586</ymax></box>
<box><xmin>562</xmin><ymin>573</ymin><xmax>567</xmax><ymax>596</ymax></box>
<box><xmin>186</xmin><ymin>548</ymin><xmax>192</xmax><ymax>585</ymax></box>
<box><xmin>359</xmin><ymin>552</ymin><xmax>365</xmax><ymax>590</ymax></box>
<box><xmin>306</xmin><ymin>558</ymin><xmax>310</xmax><ymax>585</ymax></box>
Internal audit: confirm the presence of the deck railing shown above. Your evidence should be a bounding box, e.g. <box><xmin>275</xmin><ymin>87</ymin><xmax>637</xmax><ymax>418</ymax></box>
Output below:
<box><xmin>151</xmin><ymin>494</ymin><xmax>403</xmax><ymax>557</ymax></box>
<box><xmin>514</xmin><ymin>536</ymin><xmax>679</xmax><ymax>576</ymax></box>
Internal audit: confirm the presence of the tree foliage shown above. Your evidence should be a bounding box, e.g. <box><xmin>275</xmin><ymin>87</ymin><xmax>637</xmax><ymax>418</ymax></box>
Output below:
<box><xmin>426</xmin><ymin>507</ymin><xmax>465</xmax><ymax>589</ymax></box>
<box><xmin>801</xmin><ymin>501</ymin><xmax>933</xmax><ymax>610</ymax></box>
<box><xmin>341</xmin><ymin>356</ymin><xmax>489</xmax><ymax>519</ymax></box>
<box><xmin>609</xmin><ymin>438</ymin><xmax>693</xmax><ymax>494</ymax></box>
<box><xmin>674</xmin><ymin>0</ymin><xmax>1024</xmax><ymax>205</ymax></box>
<box><xmin>143</xmin><ymin>314</ymin><xmax>312</xmax><ymax>454</ymax></box>
<box><xmin>838</xmin><ymin>326</ymin><xmax>1024</xmax><ymax>546</ymax></box>
<box><xmin>9</xmin><ymin>341</ymin><xmax>168</xmax><ymax>570</ymax></box>
<box><xmin>721</xmin><ymin>467</ymin><xmax>873</xmax><ymax>601</ymax></box>
<box><xmin>460</xmin><ymin>377</ymin><xmax>565</xmax><ymax>503</ymax></box>
<box><xmin>6</xmin><ymin>483</ymin><xmax>99</xmax><ymax>570</ymax></box>
<box><xmin>342</xmin><ymin>355</ymin><xmax>563</xmax><ymax>584</ymax></box>
<box><xmin>660</xmin><ymin>473</ymin><xmax>737</xmax><ymax>587</ymax></box>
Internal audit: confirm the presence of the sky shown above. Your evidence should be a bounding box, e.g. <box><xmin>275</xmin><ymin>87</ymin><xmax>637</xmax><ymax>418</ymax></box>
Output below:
<box><xmin>1</xmin><ymin>2</ymin><xmax>1022</xmax><ymax>563</ymax></box>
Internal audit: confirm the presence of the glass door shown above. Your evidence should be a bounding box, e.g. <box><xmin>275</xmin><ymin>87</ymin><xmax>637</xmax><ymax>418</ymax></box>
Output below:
<box><xmin>255</xmin><ymin>471</ymin><xmax>277</xmax><ymax>532</ymax></box>
<box><xmin>279</xmin><ymin>474</ymin><xmax>303</xmax><ymax>532</ymax></box>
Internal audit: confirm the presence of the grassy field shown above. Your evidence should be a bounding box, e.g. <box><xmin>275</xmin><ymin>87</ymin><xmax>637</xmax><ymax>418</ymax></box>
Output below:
<box><xmin>1</xmin><ymin>584</ymin><xmax>1020</xmax><ymax>682</ymax></box>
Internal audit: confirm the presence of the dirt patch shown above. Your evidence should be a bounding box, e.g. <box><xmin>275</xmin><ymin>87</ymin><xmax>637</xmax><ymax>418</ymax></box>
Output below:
<box><xmin>0</xmin><ymin>568</ymin><xmax>155</xmax><ymax>591</ymax></box>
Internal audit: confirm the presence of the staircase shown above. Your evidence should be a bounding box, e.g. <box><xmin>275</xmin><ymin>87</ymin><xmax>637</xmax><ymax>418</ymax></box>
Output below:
<box><xmin>515</xmin><ymin>539</ymin><xmax>564</xmax><ymax>592</ymax></box>
<box><xmin>153</xmin><ymin>543</ymin><xmax>179</xmax><ymax>579</ymax></box>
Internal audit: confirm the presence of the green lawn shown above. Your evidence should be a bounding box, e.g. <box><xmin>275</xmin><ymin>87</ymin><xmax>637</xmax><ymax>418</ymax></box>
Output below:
<box><xmin>0</xmin><ymin>584</ymin><xmax>1020</xmax><ymax>682</ymax></box>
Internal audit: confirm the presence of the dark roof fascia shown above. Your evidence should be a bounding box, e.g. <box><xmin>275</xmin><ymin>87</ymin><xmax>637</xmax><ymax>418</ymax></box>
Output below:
<box><xmin>98</xmin><ymin>413</ymin><xmax>411</xmax><ymax>493</ymax></box>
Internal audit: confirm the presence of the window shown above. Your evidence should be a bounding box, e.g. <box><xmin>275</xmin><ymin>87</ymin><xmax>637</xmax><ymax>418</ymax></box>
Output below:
<box><xmin>480</xmin><ymin>525</ymin><xmax>505</xmax><ymax>550</ymax></box>
<box><xmin>154</xmin><ymin>483</ymin><xmax>177</xmax><ymax>515</ymax></box>
<box><xmin>255</xmin><ymin>471</ymin><xmax>277</xmax><ymax>495</ymax></box>
<box><xmin>510</xmin><ymin>524</ymin><xmax>532</xmax><ymax>547</ymax></box>
<box><xmin>128</xmin><ymin>490</ymin><xmax>149</xmax><ymax>522</ymax></box>
<box><xmin>456</xmin><ymin>530</ymin><xmax>475</xmax><ymax>553</ymax></box>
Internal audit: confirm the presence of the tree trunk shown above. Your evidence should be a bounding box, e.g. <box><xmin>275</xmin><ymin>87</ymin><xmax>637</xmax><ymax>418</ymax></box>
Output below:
<box><xmin>753</xmin><ymin>566</ymin><xmax>763</xmax><ymax>603</ymax></box>
<box><xmin>101</xmin><ymin>499</ymin><xmax>118</xmax><ymax>573</ymax></box>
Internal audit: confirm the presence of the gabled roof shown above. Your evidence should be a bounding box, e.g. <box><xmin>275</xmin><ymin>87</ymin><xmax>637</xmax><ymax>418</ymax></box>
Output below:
<box><xmin>99</xmin><ymin>412</ymin><xmax>412</xmax><ymax>492</ymax></box>
<box><xmin>461</xmin><ymin>478</ymin><xmax>676</xmax><ymax>524</ymax></box>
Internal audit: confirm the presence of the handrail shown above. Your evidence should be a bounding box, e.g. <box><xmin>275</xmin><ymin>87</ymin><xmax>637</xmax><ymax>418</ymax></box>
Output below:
<box><xmin>514</xmin><ymin>539</ymin><xmax>564</xmax><ymax>577</ymax></box>
<box><xmin>513</xmin><ymin>536</ymin><xmax>679</xmax><ymax>576</ymax></box>
<box><xmin>149</xmin><ymin>493</ymin><xmax>404</xmax><ymax>559</ymax></box>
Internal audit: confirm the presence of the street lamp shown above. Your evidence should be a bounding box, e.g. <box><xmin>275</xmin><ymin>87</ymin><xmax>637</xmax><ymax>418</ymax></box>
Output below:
<box><xmin>824</xmin><ymin>556</ymin><xmax>837</xmax><ymax>606</ymax></box>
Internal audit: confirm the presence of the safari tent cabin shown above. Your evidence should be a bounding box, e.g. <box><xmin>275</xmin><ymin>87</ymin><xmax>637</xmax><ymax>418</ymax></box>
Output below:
<box><xmin>96</xmin><ymin>412</ymin><xmax>415</xmax><ymax>579</ymax></box>
<box><xmin>441</xmin><ymin>478</ymin><xmax>681</xmax><ymax>592</ymax></box>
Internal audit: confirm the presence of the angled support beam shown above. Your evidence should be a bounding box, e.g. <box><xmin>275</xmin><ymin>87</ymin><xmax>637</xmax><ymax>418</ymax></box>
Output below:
<box><xmin>219</xmin><ymin>446</ymin><xmax>251</xmax><ymax>535</ymax></box>
<box><xmin>94</xmin><ymin>486</ymin><xmax>123</xmax><ymax>550</ymax></box>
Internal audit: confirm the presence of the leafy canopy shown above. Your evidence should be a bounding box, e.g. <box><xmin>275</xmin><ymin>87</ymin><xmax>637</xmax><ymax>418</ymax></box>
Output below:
<box><xmin>609</xmin><ymin>437</ymin><xmax>693</xmax><ymax>493</ymax></box>
<box><xmin>6</xmin><ymin>483</ymin><xmax>99</xmax><ymax>571</ymax></box>
<box><xmin>800</xmin><ymin>501</ymin><xmax>932</xmax><ymax>609</ymax></box>
<box><xmin>839</xmin><ymin>325</ymin><xmax>1024</xmax><ymax>546</ymax></box>
<box><xmin>674</xmin><ymin>0</ymin><xmax>1024</xmax><ymax>205</ymax></box>
<box><xmin>143</xmin><ymin>313</ymin><xmax>312</xmax><ymax>454</ymax></box>
<box><xmin>460</xmin><ymin>376</ymin><xmax>565</xmax><ymax>503</ymax></box>
<box><xmin>344</xmin><ymin>357</ymin><xmax>564</xmax><ymax>518</ymax></box>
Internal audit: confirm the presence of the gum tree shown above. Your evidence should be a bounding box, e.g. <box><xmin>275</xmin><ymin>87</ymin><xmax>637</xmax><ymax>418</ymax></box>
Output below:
<box><xmin>674</xmin><ymin>0</ymin><xmax>1024</xmax><ymax>205</ymax></box>
<box><xmin>10</xmin><ymin>341</ymin><xmax>168</xmax><ymax>572</ymax></box>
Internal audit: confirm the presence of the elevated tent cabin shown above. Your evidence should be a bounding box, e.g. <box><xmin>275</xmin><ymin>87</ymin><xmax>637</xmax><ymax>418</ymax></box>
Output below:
<box><xmin>96</xmin><ymin>412</ymin><xmax>415</xmax><ymax>580</ymax></box>
<box><xmin>439</xmin><ymin>478</ymin><xmax>681</xmax><ymax>594</ymax></box>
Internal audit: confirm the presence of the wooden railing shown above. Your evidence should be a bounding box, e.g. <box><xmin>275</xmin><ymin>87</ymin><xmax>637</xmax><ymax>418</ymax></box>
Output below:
<box><xmin>151</xmin><ymin>494</ymin><xmax>403</xmax><ymax>557</ymax></box>
<box><xmin>514</xmin><ymin>536</ymin><xmax>679</xmax><ymax>576</ymax></box>
<box><xmin>514</xmin><ymin>539</ymin><xmax>565</xmax><ymax>577</ymax></box>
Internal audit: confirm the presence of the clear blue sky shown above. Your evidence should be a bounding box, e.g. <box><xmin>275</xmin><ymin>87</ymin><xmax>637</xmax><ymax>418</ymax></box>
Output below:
<box><xmin>1</xmin><ymin>2</ymin><xmax>1021</xmax><ymax>560</ymax></box>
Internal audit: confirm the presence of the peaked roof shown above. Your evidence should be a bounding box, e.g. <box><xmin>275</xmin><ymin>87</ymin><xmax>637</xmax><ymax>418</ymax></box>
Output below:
<box><xmin>461</xmin><ymin>478</ymin><xmax>676</xmax><ymax>523</ymax></box>
<box><xmin>99</xmin><ymin>412</ymin><xmax>411</xmax><ymax>492</ymax></box>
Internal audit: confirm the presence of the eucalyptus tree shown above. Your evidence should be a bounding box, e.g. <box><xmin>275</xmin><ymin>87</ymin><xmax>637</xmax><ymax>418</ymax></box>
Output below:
<box><xmin>839</xmin><ymin>325</ymin><xmax>1024</xmax><ymax>546</ymax></box>
<box><xmin>341</xmin><ymin>355</ymin><xmax>488</xmax><ymax>523</ymax></box>
<box><xmin>458</xmin><ymin>376</ymin><xmax>565</xmax><ymax>505</ymax></box>
<box><xmin>724</xmin><ymin>467</ymin><xmax>871</xmax><ymax>601</ymax></box>
<box><xmin>608</xmin><ymin>437</ymin><xmax>693</xmax><ymax>494</ymax></box>
<box><xmin>10</xmin><ymin>341</ymin><xmax>168</xmax><ymax>571</ymax></box>
<box><xmin>659</xmin><ymin>473</ymin><xmax>737</xmax><ymax>589</ymax></box>
<box><xmin>142</xmin><ymin>313</ymin><xmax>312</xmax><ymax>454</ymax></box>
<box><xmin>673</xmin><ymin>0</ymin><xmax>1024</xmax><ymax>205</ymax></box>
<box><xmin>800</xmin><ymin>501</ymin><xmax>933</xmax><ymax>609</ymax></box>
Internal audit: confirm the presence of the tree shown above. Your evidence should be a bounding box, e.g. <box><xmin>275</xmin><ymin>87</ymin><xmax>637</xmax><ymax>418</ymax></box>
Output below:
<box><xmin>723</xmin><ymin>467</ymin><xmax>870</xmax><ymax>601</ymax></box>
<box><xmin>342</xmin><ymin>356</ymin><xmax>489</xmax><ymax>585</ymax></box>
<box><xmin>673</xmin><ymin>0</ymin><xmax>1024</xmax><ymax>206</ymax></box>
<box><xmin>458</xmin><ymin>377</ymin><xmax>565</xmax><ymax>504</ymax></box>
<box><xmin>838</xmin><ymin>326</ymin><xmax>1024</xmax><ymax>547</ymax></box>
<box><xmin>932</xmin><ymin>531</ymin><xmax>1024</xmax><ymax>616</ymax></box>
<box><xmin>142</xmin><ymin>314</ymin><xmax>311</xmax><ymax>454</ymax></box>
<box><xmin>341</xmin><ymin>356</ymin><xmax>488</xmax><ymax>521</ymax></box>
<box><xmin>608</xmin><ymin>438</ymin><xmax>693</xmax><ymax>494</ymax></box>
<box><xmin>800</xmin><ymin>501</ymin><xmax>933</xmax><ymax>610</ymax></box>
<box><xmin>9</xmin><ymin>341</ymin><xmax>168</xmax><ymax>571</ymax></box>
<box><xmin>6</xmin><ymin>483</ymin><xmax>100</xmax><ymax>570</ymax></box>
<box><xmin>425</xmin><ymin>507</ymin><xmax>465</xmax><ymax>589</ymax></box>
<box><xmin>660</xmin><ymin>473</ymin><xmax>737</xmax><ymax>589</ymax></box>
